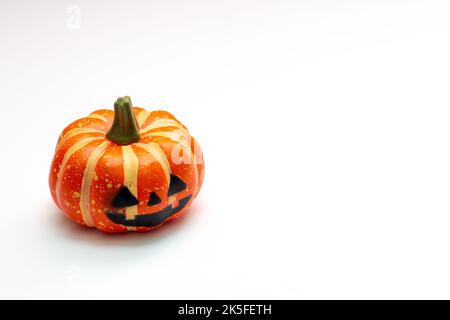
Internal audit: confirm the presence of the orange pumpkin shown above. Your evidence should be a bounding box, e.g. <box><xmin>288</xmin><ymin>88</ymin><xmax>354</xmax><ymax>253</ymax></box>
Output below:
<box><xmin>49</xmin><ymin>96</ymin><xmax>204</xmax><ymax>233</ymax></box>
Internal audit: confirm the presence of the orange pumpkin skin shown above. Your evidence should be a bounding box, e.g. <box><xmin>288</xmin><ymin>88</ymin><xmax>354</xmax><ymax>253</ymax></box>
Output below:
<box><xmin>49</xmin><ymin>104</ymin><xmax>204</xmax><ymax>233</ymax></box>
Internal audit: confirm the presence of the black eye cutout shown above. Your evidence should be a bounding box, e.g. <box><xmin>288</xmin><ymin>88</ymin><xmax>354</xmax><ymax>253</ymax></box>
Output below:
<box><xmin>168</xmin><ymin>175</ymin><xmax>187</xmax><ymax>196</ymax></box>
<box><xmin>147</xmin><ymin>192</ymin><xmax>161</xmax><ymax>206</ymax></box>
<box><xmin>112</xmin><ymin>187</ymin><xmax>139</xmax><ymax>208</ymax></box>
<box><xmin>112</xmin><ymin>177</ymin><xmax>186</xmax><ymax>209</ymax></box>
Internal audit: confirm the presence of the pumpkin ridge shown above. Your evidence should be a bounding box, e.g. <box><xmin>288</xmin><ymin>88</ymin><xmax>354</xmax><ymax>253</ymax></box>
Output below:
<box><xmin>55</xmin><ymin>137</ymin><xmax>103</xmax><ymax>207</ymax></box>
<box><xmin>134</xmin><ymin>142</ymin><xmax>171</xmax><ymax>185</ymax></box>
<box><xmin>140</xmin><ymin>118</ymin><xmax>185</xmax><ymax>135</ymax></box>
<box><xmin>137</xmin><ymin>110</ymin><xmax>151</xmax><ymax>127</ymax></box>
<box><xmin>147</xmin><ymin>131</ymin><xmax>199</xmax><ymax>192</ymax></box>
<box><xmin>122</xmin><ymin>145</ymin><xmax>139</xmax><ymax>231</ymax></box>
<box><xmin>146</xmin><ymin>131</ymin><xmax>194</xmax><ymax>164</ymax></box>
<box><xmin>87</xmin><ymin>114</ymin><xmax>108</xmax><ymax>122</ymax></box>
<box><xmin>56</xmin><ymin>128</ymin><xmax>104</xmax><ymax>151</ymax></box>
<box><xmin>80</xmin><ymin>140</ymin><xmax>110</xmax><ymax>227</ymax></box>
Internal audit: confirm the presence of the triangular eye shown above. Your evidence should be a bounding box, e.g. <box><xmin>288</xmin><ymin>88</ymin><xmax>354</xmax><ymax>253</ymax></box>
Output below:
<box><xmin>168</xmin><ymin>175</ymin><xmax>186</xmax><ymax>196</ymax></box>
<box><xmin>112</xmin><ymin>187</ymin><xmax>139</xmax><ymax>208</ymax></box>
<box><xmin>147</xmin><ymin>192</ymin><xmax>161</xmax><ymax>206</ymax></box>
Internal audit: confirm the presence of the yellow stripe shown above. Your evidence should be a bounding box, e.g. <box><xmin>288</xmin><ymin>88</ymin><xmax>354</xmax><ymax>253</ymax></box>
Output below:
<box><xmin>145</xmin><ymin>131</ymin><xmax>199</xmax><ymax>193</ymax></box>
<box><xmin>122</xmin><ymin>145</ymin><xmax>139</xmax><ymax>231</ymax></box>
<box><xmin>137</xmin><ymin>111</ymin><xmax>151</xmax><ymax>127</ymax></box>
<box><xmin>134</xmin><ymin>142</ymin><xmax>172</xmax><ymax>185</ymax></box>
<box><xmin>141</xmin><ymin>119</ymin><xmax>184</xmax><ymax>135</ymax></box>
<box><xmin>146</xmin><ymin>131</ymin><xmax>192</xmax><ymax>155</ymax></box>
<box><xmin>87</xmin><ymin>114</ymin><xmax>108</xmax><ymax>122</ymax></box>
<box><xmin>55</xmin><ymin>137</ymin><xmax>103</xmax><ymax>206</ymax></box>
<box><xmin>57</xmin><ymin>128</ymin><xmax>103</xmax><ymax>151</ymax></box>
<box><xmin>79</xmin><ymin>141</ymin><xmax>110</xmax><ymax>227</ymax></box>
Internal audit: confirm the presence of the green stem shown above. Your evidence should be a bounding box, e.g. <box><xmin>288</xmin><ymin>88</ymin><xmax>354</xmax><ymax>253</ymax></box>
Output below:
<box><xmin>106</xmin><ymin>96</ymin><xmax>141</xmax><ymax>145</ymax></box>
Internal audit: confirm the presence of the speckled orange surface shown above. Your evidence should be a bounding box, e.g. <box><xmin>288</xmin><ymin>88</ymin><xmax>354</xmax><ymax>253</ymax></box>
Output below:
<box><xmin>49</xmin><ymin>107</ymin><xmax>204</xmax><ymax>233</ymax></box>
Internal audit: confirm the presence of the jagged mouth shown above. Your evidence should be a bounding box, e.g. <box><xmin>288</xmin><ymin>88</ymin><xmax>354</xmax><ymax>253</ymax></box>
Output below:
<box><xmin>106</xmin><ymin>195</ymin><xmax>192</xmax><ymax>227</ymax></box>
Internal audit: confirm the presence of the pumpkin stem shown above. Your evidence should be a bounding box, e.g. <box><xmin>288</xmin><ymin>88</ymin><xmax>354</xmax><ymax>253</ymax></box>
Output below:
<box><xmin>106</xmin><ymin>96</ymin><xmax>141</xmax><ymax>145</ymax></box>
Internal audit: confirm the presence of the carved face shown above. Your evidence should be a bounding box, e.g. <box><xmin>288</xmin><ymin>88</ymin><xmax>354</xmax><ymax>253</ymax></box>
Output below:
<box><xmin>106</xmin><ymin>175</ymin><xmax>192</xmax><ymax>228</ymax></box>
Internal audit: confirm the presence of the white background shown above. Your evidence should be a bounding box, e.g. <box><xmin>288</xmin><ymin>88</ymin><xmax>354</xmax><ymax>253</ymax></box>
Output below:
<box><xmin>1</xmin><ymin>0</ymin><xmax>450</xmax><ymax>299</ymax></box>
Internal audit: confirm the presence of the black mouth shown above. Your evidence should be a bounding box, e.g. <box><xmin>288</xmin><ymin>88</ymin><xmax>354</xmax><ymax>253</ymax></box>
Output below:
<box><xmin>106</xmin><ymin>195</ymin><xmax>192</xmax><ymax>228</ymax></box>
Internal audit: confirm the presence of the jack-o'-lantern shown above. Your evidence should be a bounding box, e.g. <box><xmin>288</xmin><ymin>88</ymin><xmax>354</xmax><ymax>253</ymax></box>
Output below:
<box><xmin>49</xmin><ymin>96</ymin><xmax>204</xmax><ymax>233</ymax></box>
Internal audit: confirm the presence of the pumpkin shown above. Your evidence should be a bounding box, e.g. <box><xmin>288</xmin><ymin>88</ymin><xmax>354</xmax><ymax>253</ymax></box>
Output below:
<box><xmin>49</xmin><ymin>96</ymin><xmax>204</xmax><ymax>233</ymax></box>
